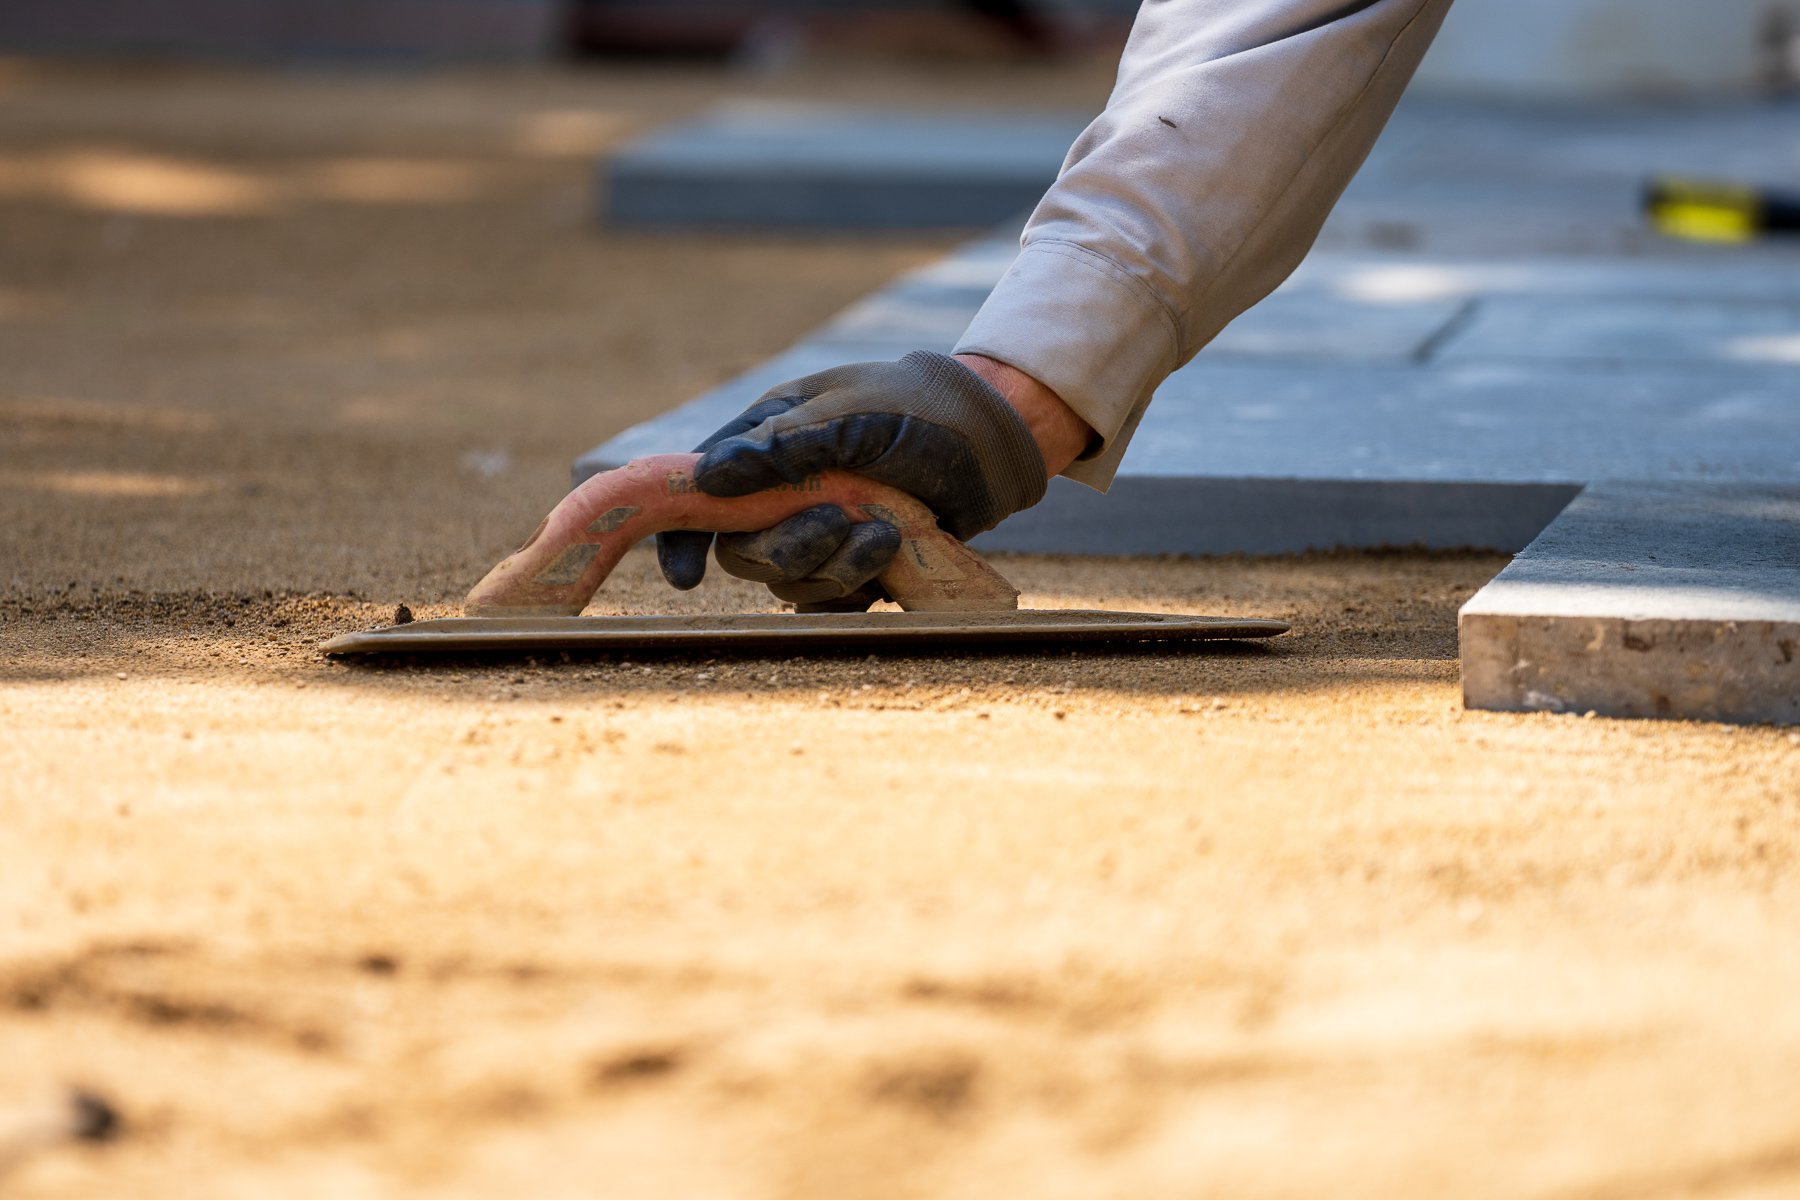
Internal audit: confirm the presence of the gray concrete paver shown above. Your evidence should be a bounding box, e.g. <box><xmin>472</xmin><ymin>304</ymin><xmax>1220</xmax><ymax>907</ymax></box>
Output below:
<box><xmin>1435</xmin><ymin>296</ymin><xmax>1800</xmax><ymax>367</ymax></box>
<box><xmin>603</xmin><ymin>101</ymin><xmax>1088</xmax><ymax>229</ymax></box>
<box><xmin>1460</xmin><ymin>482</ymin><xmax>1800</xmax><ymax>724</ymax></box>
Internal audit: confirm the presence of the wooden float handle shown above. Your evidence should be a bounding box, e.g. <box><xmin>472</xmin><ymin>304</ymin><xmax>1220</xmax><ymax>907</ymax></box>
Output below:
<box><xmin>464</xmin><ymin>454</ymin><xmax>1019</xmax><ymax>616</ymax></box>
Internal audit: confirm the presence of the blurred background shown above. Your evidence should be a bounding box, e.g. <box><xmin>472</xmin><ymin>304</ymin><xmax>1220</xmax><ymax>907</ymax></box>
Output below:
<box><xmin>0</xmin><ymin>0</ymin><xmax>1794</xmax><ymax>94</ymax></box>
<box><xmin>2</xmin><ymin>0</ymin><xmax>1798</xmax><ymax>600</ymax></box>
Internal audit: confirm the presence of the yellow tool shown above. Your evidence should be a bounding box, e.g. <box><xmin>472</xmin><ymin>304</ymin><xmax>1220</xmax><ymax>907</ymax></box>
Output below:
<box><xmin>1644</xmin><ymin>176</ymin><xmax>1800</xmax><ymax>244</ymax></box>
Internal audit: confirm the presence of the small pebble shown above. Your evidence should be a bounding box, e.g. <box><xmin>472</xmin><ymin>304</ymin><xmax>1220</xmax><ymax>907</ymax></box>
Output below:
<box><xmin>68</xmin><ymin>1088</ymin><xmax>121</xmax><ymax>1143</ymax></box>
<box><xmin>114</xmin><ymin>671</ymin><xmax>127</xmax><ymax>681</ymax></box>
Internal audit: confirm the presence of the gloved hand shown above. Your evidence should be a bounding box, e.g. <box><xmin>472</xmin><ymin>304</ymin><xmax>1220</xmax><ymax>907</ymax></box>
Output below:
<box><xmin>656</xmin><ymin>350</ymin><xmax>1048</xmax><ymax>610</ymax></box>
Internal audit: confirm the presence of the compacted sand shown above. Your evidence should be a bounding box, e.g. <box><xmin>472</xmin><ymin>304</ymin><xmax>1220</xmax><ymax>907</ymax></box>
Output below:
<box><xmin>2</xmin><ymin>61</ymin><xmax>1797</xmax><ymax>1199</ymax></box>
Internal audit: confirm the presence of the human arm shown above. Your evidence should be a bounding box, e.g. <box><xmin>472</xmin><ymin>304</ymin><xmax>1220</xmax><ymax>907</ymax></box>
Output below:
<box><xmin>957</xmin><ymin>0</ymin><xmax>1457</xmax><ymax>486</ymax></box>
<box><xmin>659</xmin><ymin>0</ymin><xmax>1457</xmax><ymax>603</ymax></box>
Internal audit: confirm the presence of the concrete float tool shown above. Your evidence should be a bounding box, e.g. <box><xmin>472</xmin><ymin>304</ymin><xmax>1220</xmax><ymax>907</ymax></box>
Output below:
<box><xmin>322</xmin><ymin>453</ymin><xmax>1289</xmax><ymax>657</ymax></box>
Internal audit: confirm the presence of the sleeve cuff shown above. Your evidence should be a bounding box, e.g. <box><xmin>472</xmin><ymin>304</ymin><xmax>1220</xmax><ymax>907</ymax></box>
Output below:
<box><xmin>952</xmin><ymin>240</ymin><xmax>1181</xmax><ymax>492</ymax></box>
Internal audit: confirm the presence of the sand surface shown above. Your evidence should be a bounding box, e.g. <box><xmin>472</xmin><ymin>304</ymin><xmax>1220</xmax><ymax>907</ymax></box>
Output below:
<box><xmin>2</xmin><ymin>60</ymin><xmax>1798</xmax><ymax>1199</ymax></box>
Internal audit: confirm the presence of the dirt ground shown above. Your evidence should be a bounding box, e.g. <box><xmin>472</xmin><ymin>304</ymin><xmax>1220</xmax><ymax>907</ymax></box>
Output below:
<box><xmin>2</xmin><ymin>59</ymin><xmax>1798</xmax><ymax>1200</ymax></box>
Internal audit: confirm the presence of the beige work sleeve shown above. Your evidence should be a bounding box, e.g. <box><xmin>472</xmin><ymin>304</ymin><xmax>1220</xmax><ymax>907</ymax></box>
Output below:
<box><xmin>953</xmin><ymin>0</ymin><xmax>1457</xmax><ymax>489</ymax></box>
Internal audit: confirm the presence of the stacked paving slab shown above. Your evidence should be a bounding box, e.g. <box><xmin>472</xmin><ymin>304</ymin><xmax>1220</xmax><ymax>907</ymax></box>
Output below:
<box><xmin>585</xmin><ymin>98</ymin><xmax>1800</xmax><ymax>725</ymax></box>
<box><xmin>603</xmin><ymin>103</ymin><xmax>1092</xmax><ymax>231</ymax></box>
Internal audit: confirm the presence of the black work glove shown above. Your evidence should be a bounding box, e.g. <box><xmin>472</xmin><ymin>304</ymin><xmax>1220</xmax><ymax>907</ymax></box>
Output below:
<box><xmin>656</xmin><ymin>350</ymin><xmax>1047</xmax><ymax>609</ymax></box>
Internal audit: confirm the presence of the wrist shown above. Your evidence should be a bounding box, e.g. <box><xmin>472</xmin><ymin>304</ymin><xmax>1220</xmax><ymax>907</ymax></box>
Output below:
<box><xmin>952</xmin><ymin>353</ymin><xmax>1094</xmax><ymax>476</ymax></box>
